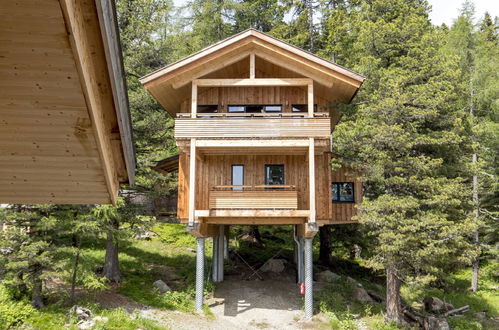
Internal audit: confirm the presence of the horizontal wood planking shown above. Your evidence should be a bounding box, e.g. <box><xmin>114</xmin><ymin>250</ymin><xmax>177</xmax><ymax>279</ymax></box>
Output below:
<box><xmin>175</xmin><ymin>118</ymin><xmax>331</xmax><ymax>138</ymax></box>
<box><xmin>194</xmin><ymin>78</ymin><xmax>313</xmax><ymax>87</ymax></box>
<box><xmin>209</xmin><ymin>190</ymin><xmax>298</xmax><ymax>209</ymax></box>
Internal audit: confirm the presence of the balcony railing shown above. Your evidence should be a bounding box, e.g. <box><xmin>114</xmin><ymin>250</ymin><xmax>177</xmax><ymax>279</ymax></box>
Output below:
<box><xmin>175</xmin><ymin>114</ymin><xmax>331</xmax><ymax>139</ymax></box>
<box><xmin>209</xmin><ymin>185</ymin><xmax>298</xmax><ymax>210</ymax></box>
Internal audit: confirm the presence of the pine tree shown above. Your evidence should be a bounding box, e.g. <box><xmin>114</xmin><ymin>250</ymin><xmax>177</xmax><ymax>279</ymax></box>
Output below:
<box><xmin>331</xmin><ymin>0</ymin><xmax>476</xmax><ymax>323</ymax></box>
<box><xmin>233</xmin><ymin>0</ymin><xmax>285</xmax><ymax>32</ymax></box>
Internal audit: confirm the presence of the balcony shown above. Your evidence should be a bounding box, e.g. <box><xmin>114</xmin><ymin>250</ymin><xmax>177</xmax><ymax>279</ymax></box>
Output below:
<box><xmin>174</xmin><ymin>112</ymin><xmax>331</xmax><ymax>139</ymax></box>
<box><xmin>209</xmin><ymin>185</ymin><xmax>298</xmax><ymax>209</ymax></box>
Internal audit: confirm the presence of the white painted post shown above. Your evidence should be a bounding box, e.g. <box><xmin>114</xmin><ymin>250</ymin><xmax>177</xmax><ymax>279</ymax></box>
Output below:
<box><xmin>191</xmin><ymin>81</ymin><xmax>197</xmax><ymax>118</ymax></box>
<box><xmin>188</xmin><ymin>138</ymin><xmax>196</xmax><ymax>227</ymax></box>
<box><xmin>309</xmin><ymin>138</ymin><xmax>316</xmax><ymax>223</ymax></box>
<box><xmin>307</xmin><ymin>82</ymin><xmax>314</xmax><ymax>117</ymax></box>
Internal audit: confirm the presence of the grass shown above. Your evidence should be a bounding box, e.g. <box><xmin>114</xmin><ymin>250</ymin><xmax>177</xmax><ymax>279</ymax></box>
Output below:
<box><xmin>1</xmin><ymin>223</ymin><xmax>497</xmax><ymax>329</ymax></box>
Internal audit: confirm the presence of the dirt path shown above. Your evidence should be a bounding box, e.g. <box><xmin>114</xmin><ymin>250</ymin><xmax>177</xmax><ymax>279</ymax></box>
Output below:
<box><xmin>209</xmin><ymin>277</ymin><xmax>307</xmax><ymax>329</ymax></box>
<box><xmin>97</xmin><ymin>275</ymin><xmax>320</xmax><ymax>329</ymax></box>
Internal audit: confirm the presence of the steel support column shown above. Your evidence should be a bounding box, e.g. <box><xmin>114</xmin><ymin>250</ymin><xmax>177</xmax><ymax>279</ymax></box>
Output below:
<box><xmin>304</xmin><ymin>237</ymin><xmax>314</xmax><ymax>319</ymax></box>
<box><xmin>195</xmin><ymin>237</ymin><xmax>205</xmax><ymax>313</ymax></box>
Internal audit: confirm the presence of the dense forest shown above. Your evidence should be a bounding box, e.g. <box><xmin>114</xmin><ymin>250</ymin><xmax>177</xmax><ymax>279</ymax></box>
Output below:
<box><xmin>0</xmin><ymin>0</ymin><xmax>497</xmax><ymax>329</ymax></box>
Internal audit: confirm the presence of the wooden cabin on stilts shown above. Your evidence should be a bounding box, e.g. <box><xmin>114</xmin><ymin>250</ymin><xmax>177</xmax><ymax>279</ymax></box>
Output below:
<box><xmin>141</xmin><ymin>29</ymin><xmax>365</xmax><ymax>318</ymax></box>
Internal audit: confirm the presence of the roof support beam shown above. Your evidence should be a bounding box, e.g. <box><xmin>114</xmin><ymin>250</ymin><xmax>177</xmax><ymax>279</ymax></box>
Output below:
<box><xmin>249</xmin><ymin>52</ymin><xmax>255</xmax><ymax>79</ymax></box>
<box><xmin>195</xmin><ymin>139</ymin><xmax>309</xmax><ymax>148</ymax></box>
<box><xmin>60</xmin><ymin>0</ymin><xmax>118</xmax><ymax>204</ymax></box>
<box><xmin>194</xmin><ymin>78</ymin><xmax>313</xmax><ymax>87</ymax></box>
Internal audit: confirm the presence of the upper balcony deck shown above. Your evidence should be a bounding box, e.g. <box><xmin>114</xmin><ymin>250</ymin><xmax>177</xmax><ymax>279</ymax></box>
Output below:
<box><xmin>174</xmin><ymin>112</ymin><xmax>331</xmax><ymax>139</ymax></box>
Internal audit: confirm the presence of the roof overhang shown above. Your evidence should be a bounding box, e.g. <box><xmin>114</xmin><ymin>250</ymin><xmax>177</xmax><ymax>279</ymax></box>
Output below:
<box><xmin>0</xmin><ymin>0</ymin><xmax>135</xmax><ymax>205</ymax></box>
<box><xmin>140</xmin><ymin>29</ymin><xmax>365</xmax><ymax>116</ymax></box>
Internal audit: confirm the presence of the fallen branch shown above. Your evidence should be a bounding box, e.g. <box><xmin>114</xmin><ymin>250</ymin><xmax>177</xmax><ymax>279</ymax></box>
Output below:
<box><xmin>443</xmin><ymin>305</ymin><xmax>470</xmax><ymax>317</ymax></box>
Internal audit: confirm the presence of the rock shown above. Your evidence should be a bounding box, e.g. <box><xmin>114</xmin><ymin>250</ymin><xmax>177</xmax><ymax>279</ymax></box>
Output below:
<box><xmin>260</xmin><ymin>259</ymin><xmax>286</xmax><ymax>273</ymax></box>
<box><xmin>93</xmin><ymin>316</ymin><xmax>109</xmax><ymax>323</ymax></box>
<box><xmin>186</xmin><ymin>248</ymin><xmax>196</xmax><ymax>253</ymax></box>
<box><xmin>71</xmin><ymin>306</ymin><xmax>92</xmax><ymax>321</ymax></box>
<box><xmin>474</xmin><ymin>311</ymin><xmax>486</xmax><ymax>320</ymax></box>
<box><xmin>316</xmin><ymin>270</ymin><xmax>341</xmax><ymax>282</ymax></box>
<box><xmin>77</xmin><ymin>320</ymin><xmax>95</xmax><ymax>330</ymax></box>
<box><xmin>423</xmin><ymin>297</ymin><xmax>454</xmax><ymax>314</ymax></box>
<box><xmin>352</xmin><ymin>287</ymin><xmax>375</xmax><ymax>303</ymax></box>
<box><xmin>346</xmin><ymin>276</ymin><xmax>363</xmax><ymax>288</ymax></box>
<box><xmin>153</xmin><ymin>280</ymin><xmax>172</xmax><ymax>294</ymax></box>
<box><xmin>423</xmin><ymin>316</ymin><xmax>450</xmax><ymax>330</ymax></box>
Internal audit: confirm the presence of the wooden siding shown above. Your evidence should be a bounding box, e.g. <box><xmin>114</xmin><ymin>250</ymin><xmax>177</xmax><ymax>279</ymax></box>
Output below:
<box><xmin>209</xmin><ymin>189</ymin><xmax>298</xmax><ymax>209</ymax></box>
<box><xmin>177</xmin><ymin>153</ymin><xmax>332</xmax><ymax>223</ymax></box>
<box><xmin>330</xmin><ymin>166</ymin><xmax>362</xmax><ymax>224</ymax></box>
<box><xmin>175</xmin><ymin>117</ymin><xmax>331</xmax><ymax>139</ymax></box>
<box><xmin>180</xmin><ymin>86</ymin><xmax>331</xmax><ymax>113</ymax></box>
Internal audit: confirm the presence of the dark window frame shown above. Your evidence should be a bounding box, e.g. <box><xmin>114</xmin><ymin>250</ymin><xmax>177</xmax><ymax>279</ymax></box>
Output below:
<box><xmin>231</xmin><ymin>164</ymin><xmax>245</xmax><ymax>191</ymax></box>
<box><xmin>332</xmin><ymin>182</ymin><xmax>355</xmax><ymax>203</ymax></box>
<box><xmin>264</xmin><ymin>164</ymin><xmax>285</xmax><ymax>186</ymax></box>
<box><xmin>197</xmin><ymin>104</ymin><xmax>219</xmax><ymax>113</ymax></box>
<box><xmin>227</xmin><ymin>104</ymin><xmax>283</xmax><ymax>113</ymax></box>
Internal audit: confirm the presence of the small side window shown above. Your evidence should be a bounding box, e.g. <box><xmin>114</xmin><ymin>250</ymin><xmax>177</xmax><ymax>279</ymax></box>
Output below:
<box><xmin>332</xmin><ymin>182</ymin><xmax>355</xmax><ymax>203</ymax></box>
<box><xmin>291</xmin><ymin>104</ymin><xmax>318</xmax><ymax>112</ymax></box>
<box><xmin>265</xmin><ymin>164</ymin><xmax>285</xmax><ymax>186</ymax></box>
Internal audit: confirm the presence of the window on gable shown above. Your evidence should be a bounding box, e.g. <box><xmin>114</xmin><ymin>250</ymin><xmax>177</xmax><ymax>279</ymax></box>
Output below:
<box><xmin>332</xmin><ymin>182</ymin><xmax>355</xmax><ymax>203</ymax></box>
<box><xmin>291</xmin><ymin>104</ymin><xmax>317</xmax><ymax>112</ymax></box>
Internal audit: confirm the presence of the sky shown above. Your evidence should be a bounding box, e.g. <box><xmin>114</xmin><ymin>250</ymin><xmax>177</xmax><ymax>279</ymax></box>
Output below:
<box><xmin>428</xmin><ymin>0</ymin><xmax>499</xmax><ymax>25</ymax></box>
<box><xmin>173</xmin><ymin>0</ymin><xmax>499</xmax><ymax>26</ymax></box>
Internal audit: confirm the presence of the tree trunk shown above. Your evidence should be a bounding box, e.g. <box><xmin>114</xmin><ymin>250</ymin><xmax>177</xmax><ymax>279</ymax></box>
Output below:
<box><xmin>70</xmin><ymin>248</ymin><xmax>80</xmax><ymax>303</ymax></box>
<box><xmin>319</xmin><ymin>225</ymin><xmax>333</xmax><ymax>265</ymax></box>
<box><xmin>248</xmin><ymin>226</ymin><xmax>263</xmax><ymax>246</ymax></box>
<box><xmin>386</xmin><ymin>266</ymin><xmax>403</xmax><ymax>324</ymax></box>
<box><xmin>31</xmin><ymin>266</ymin><xmax>44</xmax><ymax>309</ymax></box>
<box><xmin>102</xmin><ymin>219</ymin><xmax>121</xmax><ymax>283</ymax></box>
<box><xmin>470</xmin><ymin>74</ymin><xmax>480</xmax><ymax>293</ymax></box>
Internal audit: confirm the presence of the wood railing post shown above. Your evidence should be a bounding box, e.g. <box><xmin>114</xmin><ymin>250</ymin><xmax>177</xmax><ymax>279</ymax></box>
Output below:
<box><xmin>191</xmin><ymin>81</ymin><xmax>197</xmax><ymax>118</ymax></box>
<box><xmin>307</xmin><ymin>82</ymin><xmax>314</xmax><ymax>117</ymax></box>
<box><xmin>308</xmin><ymin>137</ymin><xmax>316</xmax><ymax>223</ymax></box>
<box><xmin>188</xmin><ymin>138</ymin><xmax>197</xmax><ymax>227</ymax></box>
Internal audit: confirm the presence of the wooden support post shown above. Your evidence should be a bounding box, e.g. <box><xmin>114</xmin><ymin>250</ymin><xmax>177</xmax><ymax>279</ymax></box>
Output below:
<box><xmin>309</xmin><ymin>138</ymin><xmax>316</xmax><ymax>223</ymax></box>
<box><xmin>249</xmin><ymin>52</ymin><xmax>255</xmax><ymax>79</ymax></box>
<box><xmin>191</xmin><ymin>81</ymin><xmax>197</xmax><ymax>118</ymax></box>
<box><xmin>188</xmin><ymin>138</ymin><xmax>197</xmax><ymax>227</ymax></box>
<box><xmin>307</xmin><ymin>82</ymin><xmax>314</xmax><ymax>117</ymax></box>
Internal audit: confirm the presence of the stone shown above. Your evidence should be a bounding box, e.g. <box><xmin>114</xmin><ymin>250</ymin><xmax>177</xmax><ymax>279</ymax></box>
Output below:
<box><xmin>352</xmin><ymin>287</ymin><xmax>375</xmax><ymax>303</ymax></box>
<box><xmin>316</xmin><ymin>270</ymin><xmax>341</xmax><ymax>283</ymax></box>
<box><xmin>423</xmin><ymin>316</ymin><xmax>450</xmax><ymax>330</ymax></box>
<box><xmin>153</xmin><ymin>280</ymin><xmax>172</xmax><ymax>294</ymax></box>
<box><xmin>423</xmin><ymin>297</ymin><xmax>454</xmax><ymax>314</ymax></box>
<box><xmin>93</xmin><ymin>316</ymin><xmax>109</xmax><ymax>323</ymax></box>
<box><xmin>78</xmin><ymin>320</ymin><xmax>95</xmax><ymax>330</ymax></box>
<box><xmin>346</xmin><ymin>276</ymin><xmax>363</xmax><ymax>288</ymax></box>
<box><xmin>71</xmin><ymin>306</ymin><xmax>92</xmax><ymax>321</ymax></box>
<box><xmin>260</xmin><ymin>259</ymin><xmax>286</xmax><ymax>273</ymax></box>
<box><xmin>474</xmin><ymin>312</ymin><xmax>486</xmax><ymax>320</ymax></box>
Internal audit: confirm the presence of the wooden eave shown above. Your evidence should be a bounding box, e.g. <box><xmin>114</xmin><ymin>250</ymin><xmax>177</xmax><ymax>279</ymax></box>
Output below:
<box><xmin>0</xmin><ymin>0</ymin><xmax>135</xmax><ymax>205</ymax></box>
<box><xmin>153</xmin><ymin>154</ymin><xmax>179</xmax><ymax>174</ymax></box>
<box><xmin>139</xmin><ymin>29</ymin><xmax>365</xmax><ymax>116</ymax></box>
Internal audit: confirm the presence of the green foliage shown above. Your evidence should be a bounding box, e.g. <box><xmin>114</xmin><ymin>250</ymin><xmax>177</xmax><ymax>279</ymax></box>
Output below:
<box><xmin>0</xmin><ymin>285</ymin><xmax>38</xmax><ymax>329</ymax></box>
<box><xmin>153</xmin><ymin>223</ymin><xmax>196</xmax><ymax>247</ymax></box>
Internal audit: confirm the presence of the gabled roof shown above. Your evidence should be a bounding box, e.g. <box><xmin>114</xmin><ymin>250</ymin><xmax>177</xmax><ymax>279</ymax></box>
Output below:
<box><xmin>0</xmin><ymin>0</ymin><xmax>135</xmax><ymax>205</ymax></box>
<box><xmin>140</xmin><ymin>29</ymin><xmax>365</xmax><ymax>115</ymax></box>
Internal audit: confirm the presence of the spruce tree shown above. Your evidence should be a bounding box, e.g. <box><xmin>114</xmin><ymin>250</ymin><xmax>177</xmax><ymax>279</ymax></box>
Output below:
<box><xmin>331</xmin><ymin>0</ymin><xmax>476</xmax><ymax>323</ymax></box>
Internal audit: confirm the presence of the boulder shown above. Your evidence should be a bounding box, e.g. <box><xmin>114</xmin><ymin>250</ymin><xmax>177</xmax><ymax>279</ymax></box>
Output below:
<box><xmin>260</xmin><ymin>259</ymin><xmax>286</xmax><ymax>273</ymax></box>
<box><xmin>423</xmin><ymin>316</ymin><xmax>450</xmax><ymax>330</ymax></box>
<box><xmin>71</xmin><ymin>306</ymin><xmax>92</xmax><ymax>321</ymax></box>
<box><xmin>153</xmin><ymin>280</ymin><xmax>172</xmax><ymax>294</ymax></box>
<box><xmin>352</xmin><ymin>287</ymin><xmax>375</xmax><ymax>303</ymax></box>
<box><xmin>78</xmin><ymin>320</ymin><xmax>95</xmax><ymax>330</ymax></box>
<box><xmin>316</xmin><ymin>270</ymin><xmax>341</xmax><ymax>283</ymax></box>
<box><xmin>346</xmin><ymin>276</ymin><xmax>363</xmax><ymax>288</ymax></box>
<box><xmin>423</xmin><ymin>297</ymin><xmax>454</xmax><ymax>314</ymax></box>
<box><xmin>474</xmin><ymin>311</ymin><xmax>486</xmax><ymax>320</ymax></box>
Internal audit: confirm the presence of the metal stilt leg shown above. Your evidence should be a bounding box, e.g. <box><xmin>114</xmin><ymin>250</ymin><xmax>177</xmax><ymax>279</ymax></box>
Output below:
<box><xmin>195</xmin><ymin>237</ymin><xmax>205</xmax><ymax>313</ymax></box>
<box><xmin>217</xmin><ymin>225</ymin><xmax>225</xmax><ymax>282</ymax></box>
<box><xmin>212</xmin><ymin>236</ymin><xmax>219</xmax><ymax>282</ymax></box>
<box><xmin>304</xmin><ymin>237</ymin><xmax>314</xmax><ymax>319</ymax></box>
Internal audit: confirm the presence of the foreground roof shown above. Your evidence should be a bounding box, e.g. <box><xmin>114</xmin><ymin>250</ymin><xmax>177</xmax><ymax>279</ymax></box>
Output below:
<box><xmin>140</xmin><ymin>29</ymin><xmax>365</xmax><ymax>116</ymax></box>
<box><xmin>0</xmin><ymin>0</ymin><xmax>135</xmax><ymax>205</ymax></box>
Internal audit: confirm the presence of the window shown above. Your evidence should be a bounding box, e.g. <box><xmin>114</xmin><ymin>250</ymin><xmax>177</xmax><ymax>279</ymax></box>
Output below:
<box><xmin>231</xmin><ymin>165</ymin><xmax>244</xmax><ymax>190</ymax></box>
<box><xmin>332</xmin><ymin>182</ymin><xmax>355</xmax><ymax>203</ymax></box>
<box><xmin>227</xmin><ymin>105</ymin><xmax>282</xmax><ymax>113</ymax></box>
<box><xmin>197</xmin><ymin>105</ymin><xmax>218</xmax><ymax>113</ymax></box>
<box><xmin>291</xmin><ymin>104</ymin><xmax>318</xmax><ymax>112</ymax></box>
<box><xmin>265</xmin><ymin>164</ymin><xmax>285</xmax><ymax>186</ymax></box>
